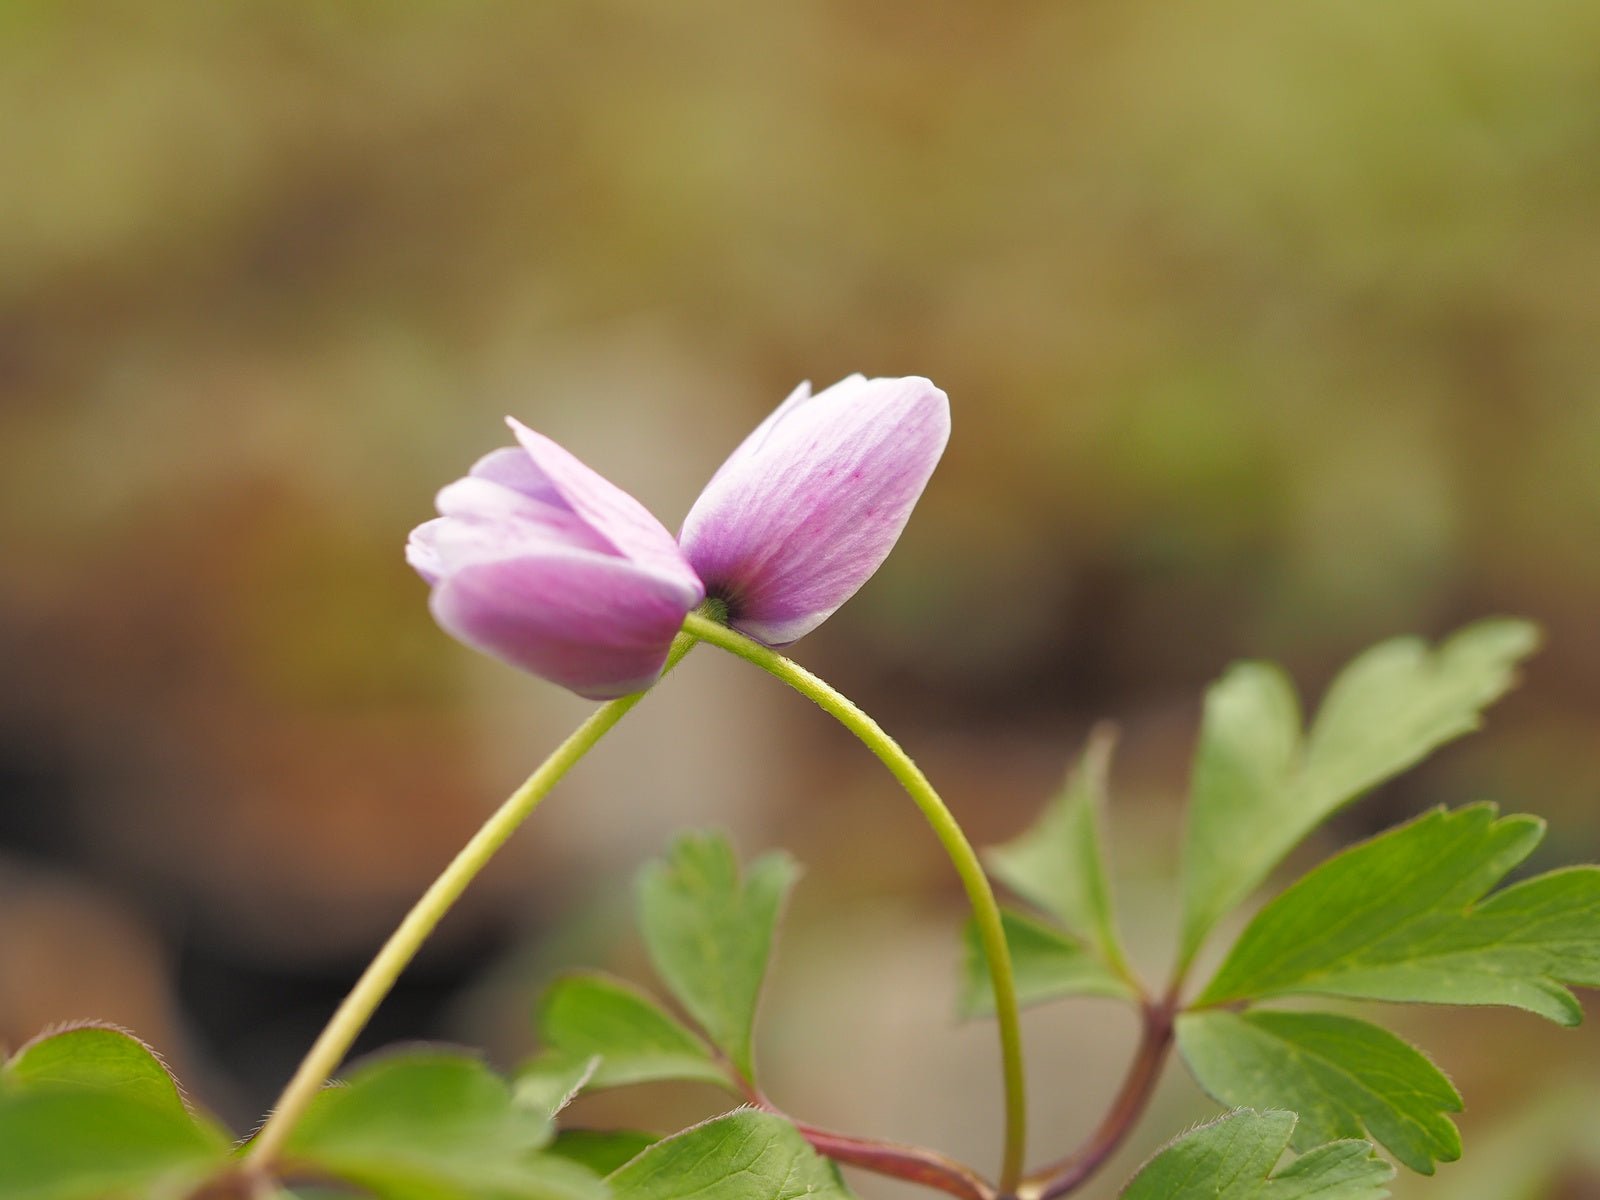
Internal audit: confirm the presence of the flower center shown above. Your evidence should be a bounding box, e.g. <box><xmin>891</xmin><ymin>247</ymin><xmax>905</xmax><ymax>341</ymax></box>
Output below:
<box><xmin>697</xmin><ymin>594</ymin><xmax>734</xmax><ymax>625</ymax></box>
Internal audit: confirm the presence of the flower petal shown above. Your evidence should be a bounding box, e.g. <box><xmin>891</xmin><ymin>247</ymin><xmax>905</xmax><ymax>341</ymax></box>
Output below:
<box><xmin>467</xmin><ymin>446</ymin><xmax>561</xmax><ymax>499</ymax></box>
<box><xmin>430</xmin><ymin>552</ymin><xmax>704</xmax><ymax>700</ymax></box>
<box><xmin>405</xmin><ymin>518</ymin><xmax>449</xmax><ymax>585</ymax></box>
<box><xmin>435</xmin><ymin>475</ymin><xmax>614</xmax><ymax>561</ymax></box>
<box><xmin>506</xmin><ymin>419</ymin><xmax>700</xmax><ymax>594</ymax></box>
<box><xmin>697</xmin><ymin>379</ymin><xmax>817</xmax><ymax>491</ymax></box>
<box><xmin>680</xmin><ymin>375</ymin><xmax>950</xmax><ymax>645</ymax></box>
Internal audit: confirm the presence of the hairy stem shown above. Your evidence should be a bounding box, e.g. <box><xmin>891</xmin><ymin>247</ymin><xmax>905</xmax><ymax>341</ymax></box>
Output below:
<box><xmin>681</xmin><ymin>612</ymin><xmax>1029</xmax><ymax>1192</ymax></box>
<box><xmin>1020</xmin><ymin>993</ymin><xmax>1178</xmax><ymax>1200</ymax></box>
<box><xmin>244</xmin><ymin>632</ymin><xmax>699</xmax><ymax>1170</ymax></box>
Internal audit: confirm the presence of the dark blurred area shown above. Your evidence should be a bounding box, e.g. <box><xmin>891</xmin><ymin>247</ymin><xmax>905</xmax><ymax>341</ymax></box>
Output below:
<box><xmin>2</xmin><ymin>2</ymin><xmax>1598</xmax><ymax>1195</ymax></box>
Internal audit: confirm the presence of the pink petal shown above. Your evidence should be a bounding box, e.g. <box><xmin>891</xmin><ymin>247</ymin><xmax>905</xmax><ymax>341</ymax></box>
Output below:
<box><xmin>405</xmin><ymin>518</ymin><xmax>449</xmax><ymax>585</ymax></box>
<box><xmin>430</xmin><ymin>552</ymin><xmax>704</xmax><ymax>700</ymax></box>
<box><xmin>680</xmin><ymin>375</ymin><xmax>950</xmax><ymax>645</ymax></box>
<box><xmin>435</xmin><ymin>475</ymin><xmax>613</xmax><ymax>559</ymax></box>
<box><xmin>697</xmin><ymin>379</ymin><xmax>818</xmax><ymax>491</ymax></box>
<box><xmin>506</xmin><ymin>419</ymin><xmax>701</xmax><ymax>595</ymax></box>
<box><xmin>467</xmin><ymin>446</ymin><xmax>560</xmax><ymax>500</ymax></box>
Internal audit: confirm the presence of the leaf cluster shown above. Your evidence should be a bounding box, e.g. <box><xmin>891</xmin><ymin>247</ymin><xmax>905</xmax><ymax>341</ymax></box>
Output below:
<box><xmin>0</xmin><ymin>832</ymin><xmax>843</xmax><ymax>1200</ymax></box>
<box><xmin>5</xmin><ymin>617</ymin><xmax>1594</xmax><ymax>1200</ymax></box>
<box><xmin>970</xmin><ymin>618</ymin><xmax>1600</xmax><ymax>1195</ymax></box>
<box><xmin>518</xmin><ymin>832</ymin><xmax>863</xmax><ymax>1200</ymax></box>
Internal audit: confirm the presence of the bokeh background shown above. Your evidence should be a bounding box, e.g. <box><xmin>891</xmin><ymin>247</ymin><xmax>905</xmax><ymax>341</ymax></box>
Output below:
<box><xmin>2</xmin><ymin>1</ymin><xmax>1598</xmax><ymax>1195</ymax></box>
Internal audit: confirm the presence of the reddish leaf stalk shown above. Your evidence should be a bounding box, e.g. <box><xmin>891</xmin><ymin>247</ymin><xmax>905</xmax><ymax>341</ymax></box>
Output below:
<box><xmin>744</xmin><ymin>991</ymin><xmax>1180</xmax><ymax>1200</ymax></box>
<box><xmin>1021</xmin><ymin>994</ymin><xmax>1178</xmax><ymax>1200</ymax></box>
<box><xmin>791</xmin><ymin>1118</ymin><xmax>999</xmax><ymax>1200</ymax></box>
<box><xmin>748</xmin><ymin>1087</ymin><xmax>996</xmax><ymax>1200</ymax></box>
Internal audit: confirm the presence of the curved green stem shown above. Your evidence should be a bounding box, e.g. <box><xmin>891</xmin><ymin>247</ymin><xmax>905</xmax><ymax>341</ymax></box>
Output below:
<box><xmin>681</xmin><ymin>612</ymin><xmax>1028</xmax><ymax>1192</ymax></box>
<box><xmin>245</xmin><ymin>631</ymin><xmax>699</xmax><ymax>1171</ymax></box>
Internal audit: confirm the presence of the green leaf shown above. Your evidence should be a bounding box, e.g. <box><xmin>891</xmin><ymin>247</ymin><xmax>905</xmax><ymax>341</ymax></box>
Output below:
<box><xmin>1121</xmin><ymin>1108</ymin><xmax>1393</xmax><ymax>1199</ymax></box>
<box><xmin>0</xmin><ymin>1025</ymin><xmax>231</xmax><ymax>1199</ymax></box>
<box><xmin>548</xmin><ymin>1129</ymin><xmax>659</xmax><ymax>1175</ymax></box>
<box><xmin>513</xmin><ymin>1055</ymin><xmax>598</xmax><ymax>1123</ymax></box>
<box><xmin>0</xmin><ymin>1088</ymin><xmax>229</xmax><ymax>1200</ymax></box>
<box><xmin>3</xmin><ymin>1024</ymin><xmax>189</xmax><ymax>1120</ymax></box>
<box><xmin>987</xmin><ymin>726</ymin><xmax>1129</xmax><ymax>970</ymax></box>
<box><xmin>285</xmin><ymin>1051</ymin><xmax>606</xmax><ymax>1200</ymax></box>
<box><xmin>1178</xmin><ymin>1011</ymin><xmax>1462</xmax><ymax>1174</ymax></box>
<box><xmin>529</xmin><ymin>971</ymin><xmax>733</xmax><ymax>1092</ymax></box>
<box><xmin>1178</xmin><ymin>619</ymin><xmax>1539</xmax><ymax>964</ymax></box>
<box><xmin>608</xmin><ymin>1110</ymin><xmax>854</xmax><ymax>1200</ymax></box>
<box><xmin>1198</xmin><ymin>804</ymin><xmax>1600</xmax><ymax>1024</ymax></box>
<box><xmin>636</xmin><ymin>833</ymin><xmax>799</xmax><ymax>1080</ymax></box>
<box><xmin>959</xmin><ymin>909</ymin><xmax>1136</xmax><ymax>1018</ymax></box>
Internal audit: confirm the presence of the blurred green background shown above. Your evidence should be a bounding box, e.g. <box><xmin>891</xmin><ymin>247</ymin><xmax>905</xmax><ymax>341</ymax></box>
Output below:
<box><xmin>1</xmin><ymin>1</ymin><xmax>1597</xmax><ymax>1195</ymax></box>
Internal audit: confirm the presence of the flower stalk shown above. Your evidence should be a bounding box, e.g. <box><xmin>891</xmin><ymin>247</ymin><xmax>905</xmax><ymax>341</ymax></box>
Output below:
<box><xmin>680</xmin><ymin>611</ymin><xmax>1030</xmax><ymax>1193</ymax></box>
<box><xmin>244</xmin><ymin>631</ymin><xmax>699</xmax><ymax>1171</ymax></box>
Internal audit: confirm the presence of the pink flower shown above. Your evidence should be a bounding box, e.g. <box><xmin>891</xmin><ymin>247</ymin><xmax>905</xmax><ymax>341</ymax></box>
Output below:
<box><xmin>410</xmin><ymin>376</ymin><xmax>950</xmax><ymax>697</ymax></box>
<box><xmin>407</xmin><ymin>420</ymin><xmax>704</xmax><ymax>700</ymax></box>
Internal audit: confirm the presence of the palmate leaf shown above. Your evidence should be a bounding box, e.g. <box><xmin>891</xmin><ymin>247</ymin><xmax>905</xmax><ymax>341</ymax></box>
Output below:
<box><xmin>1198</xmin><ymin>804</ymin><xmax>1600</xmax><ymax>1024</ymax></box>
<box><xmin>1121</xmin><ymin>1109</ymin><xmax>1393</xmax><ymax>1200</ymax></box>
<box><xmin>1177</xmin><ymin>1011</ymin><xmax>1462</xmax><ymax>1174</ymax></box>
<box><xmin>607</xmin><ymin>1110</ymin><xmax>854</xmax><ymax>1200</ymax></box>
<box><xmin>636</xmin><ymin>833</ymin><xmax>799</xmax><ymax>1081</ymax></box>
<box><xmin>987</xmin><ymin>727</ymin><xmax>1129</xmax><ymax>971</ymax></box>
<box><xmin>526</xmin><ymin>971</ymin><xmax>733</xmax><ymax>1093</ymax></box>
<box><xmin>959</xmin><ymin>909</ymin><xmax>1135</xmax><ymax>1018</ymax></box>
<box><xmin>1178</xmin><ymin>619</ymin><xmax>1538</xmax><ymax>964</ymax></box>
<box><xmin>285</xmin><ymin>1051</ymin><xmax>605</xmax><ymax>1200</ymax></box>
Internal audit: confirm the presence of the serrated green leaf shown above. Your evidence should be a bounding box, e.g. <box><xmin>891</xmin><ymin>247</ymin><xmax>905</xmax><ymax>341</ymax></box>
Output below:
<box><xmin>1179</xmin><ymin>619</ymin><xmax>1538</xmax><ymax>965</ymax></box>
<box><xmin>548</xmin><ymin>1129</ymin><xmax>659</xmax><ymax>1175</ymax></box>
<box><xmin>1198</xmin><ymin>804</ymin><xmax>1600</xmax><ymax>1024</ymax></box>
<box><xmin>0</xmin><ymin>1088</ymin><xmax>229</xmax><ymax>1200</ymax></box>
<box><xmin>1304</xmin><ymin>621</ymin><xmax>1537</xmax><ymax>809</ymax></box>
<box><xmin>1121</xmin><ymin>1108</ymin><xmax>1393</xmax><ymax>1199</ymax></box>
<box><xmin>636</xmin><ymin>833</ymin><xmax>798</xmax><ymax>1081</ymax></box>
<box><xmin>1178</xmin><ymin>1011</ymin><xmax>1462</xmax><ymax>1174</ymax></box>
<box><xmin>607</xmin><ymin>1110</ymin><xmax>854</xmax><ymax>1200</ymax></box>
<box><xmin>529</xmin><ymin>972</ymin><xmax>733</xmax><ymax>1093</ymax></box>
<box><xmin>987</xmin><ymin>726</ymin><xmax>1129</xmax><ymax>971</ymax></box>
<box><xmin>959</xmin><ymin>909</ymin><xmax>1136</xmax><ymax>1018</ymax></box>
<box><xmin>1267</xmin><ymin>1141</ymin><xmax>1397</xmax><ymax>1200</ymax></box>
<box><xmin>285</xmin><ymin>1051</ymin><xmax>605</xmax><ymax>1200</ymax></box>
<box><xmin>3</xmin><ymin>1024</ymin><xmax>189</xmax><ymax>1120</ymax></box>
